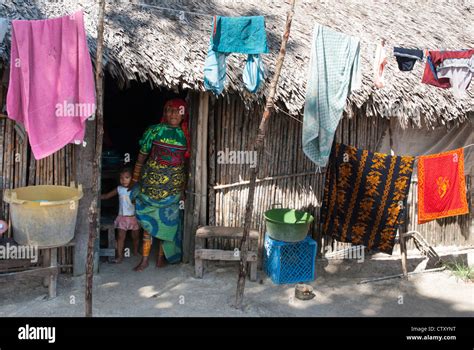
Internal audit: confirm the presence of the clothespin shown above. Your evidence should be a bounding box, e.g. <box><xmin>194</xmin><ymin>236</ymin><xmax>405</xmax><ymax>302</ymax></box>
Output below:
<box><xmin>213</xmin><ymin>15</ymin><xmax>217</xmax><ymax>36</ymax></box>
<box><xmin>74</xmin><ymin>140</ymin><xmax>87</xmax><ymax>147</ymax></box>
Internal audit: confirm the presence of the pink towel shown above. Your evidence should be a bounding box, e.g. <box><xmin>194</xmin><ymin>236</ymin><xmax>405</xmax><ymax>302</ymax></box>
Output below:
<box><xmin>7</xmin><ymin>11</ymin><xmax>95</xmax><ymax>159</ymax></box>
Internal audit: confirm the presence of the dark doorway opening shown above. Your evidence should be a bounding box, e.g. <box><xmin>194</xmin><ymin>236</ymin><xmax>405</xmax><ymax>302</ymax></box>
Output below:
<box><xmin>100</xmin><ymin>72</ymin><xmax>187</xmax><ymax>261</ymax></box>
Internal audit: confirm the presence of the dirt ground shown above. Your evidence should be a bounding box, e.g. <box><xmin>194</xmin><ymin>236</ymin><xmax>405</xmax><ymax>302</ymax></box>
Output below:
<box><xmin>0</xmin><ymin>247</ymin><xmax>473</xmax><ymax>317</ymax></box>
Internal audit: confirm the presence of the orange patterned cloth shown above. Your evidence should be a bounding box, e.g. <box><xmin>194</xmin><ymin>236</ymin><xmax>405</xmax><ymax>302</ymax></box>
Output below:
<box><xmin>321</xmin><ymin>143</ymin><xmax>415</xmax><ymax>254</ymax></box>
<box><xmin>418</xmin><ymin>148</ymin><xmax>469</xmax><ymax>224</ymax></box>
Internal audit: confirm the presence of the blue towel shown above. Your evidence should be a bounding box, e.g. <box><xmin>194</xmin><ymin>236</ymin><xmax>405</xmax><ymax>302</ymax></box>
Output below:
<box><xmin>203</xmin><ymin>42</ymin><xmax>227</xmax><ymax>94</ymax></box>
<box><xmin>204</xmin><ymin>16</ymin><xmax>268</xmax><ymax>95</ymax></box>
<box><xmin>212</xmin><ymin>16</ymin><xmax>269</xmax><ymax>54</ymax></box>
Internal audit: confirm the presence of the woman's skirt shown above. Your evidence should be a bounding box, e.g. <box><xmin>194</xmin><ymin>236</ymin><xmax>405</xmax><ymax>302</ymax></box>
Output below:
<box><xmin>131</xmin><ymin>186</ymin><xmax>182</xmax><ymax>263</ymax></box>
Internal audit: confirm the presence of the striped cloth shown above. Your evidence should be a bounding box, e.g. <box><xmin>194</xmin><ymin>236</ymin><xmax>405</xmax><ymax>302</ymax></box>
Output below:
<box><xmin>321</xmin><ymin>143</ymin><xmax>415</xmax><ymax>254</ymax></box>
<box><xmin>303</xmin><ymin>23</ymin><xmax>361</xmax><ymax>167</ymax></box>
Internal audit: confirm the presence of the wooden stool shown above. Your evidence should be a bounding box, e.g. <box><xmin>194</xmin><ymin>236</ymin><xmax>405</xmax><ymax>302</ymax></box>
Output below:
<box><xmin>195</xmin><ymin>226</ymin><xmax>259</xmax><ymax>282</ymax></box>
<box><xmin>100</xmin><ymin>217</ymin><xmax>116</xmax><ymax>263</ymax></box>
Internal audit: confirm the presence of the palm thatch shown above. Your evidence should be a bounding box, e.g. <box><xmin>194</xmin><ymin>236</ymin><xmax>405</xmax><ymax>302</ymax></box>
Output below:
<box><xmin>0</xmin><ymin>0</ymin><xmax>472</xmax><ymax>127</ymax></box>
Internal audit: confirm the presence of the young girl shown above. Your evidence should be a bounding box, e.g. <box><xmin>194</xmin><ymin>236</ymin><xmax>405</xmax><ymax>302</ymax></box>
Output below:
<box><xmin>101</xmin><ymin>167</ymin><xmax>140</xmax><ymax>263</ymax></box>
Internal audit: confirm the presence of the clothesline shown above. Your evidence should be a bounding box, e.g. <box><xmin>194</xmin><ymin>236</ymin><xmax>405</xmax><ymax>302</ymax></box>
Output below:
<box><xmin>275</xmin><ymin>106</ymin><xmax>303</xmax><ymax>124</ymax></box>
<box><xmin>413</xmin><ymin>143</ymin><xmax>474</xmax><ymax>161</ymax></box>
<box><xmin>273</xmin><ymin>105</ymin><xmax>473</xmax><ymax>159</ymax></box>
<box><xmin>0</xmin><ymin>5</ymin><xmax>459</xmax><ymax>57</ymax></box>
<box><xmin>129</xmin><ymin>3</ymin><xmax>439</xmax><ymax>56</ymax></box>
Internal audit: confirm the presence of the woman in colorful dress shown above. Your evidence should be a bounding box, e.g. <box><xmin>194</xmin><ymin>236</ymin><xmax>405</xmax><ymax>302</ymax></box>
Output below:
<box><xmin>130</xmin><ymin>99</ymin><xmax>190</xmax><ymax>271</ymax></box>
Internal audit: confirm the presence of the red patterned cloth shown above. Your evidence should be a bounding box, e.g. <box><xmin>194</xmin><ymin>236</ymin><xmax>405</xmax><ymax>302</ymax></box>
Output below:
<box><xmin>422</xmin><ymin>50</ymin><xmax>474</xmax><ymax>88</ymax></box>
<box><xmin>418</xmin><ymin>148</ymin><xmax>469</xmax><ymax>224</ymax></box>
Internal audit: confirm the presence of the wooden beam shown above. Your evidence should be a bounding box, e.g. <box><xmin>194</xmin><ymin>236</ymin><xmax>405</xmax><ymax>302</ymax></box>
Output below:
<box><xmin>85</xmin><ymin>0</ymin><xmax>106</xmax><ymax>317</ymax></box>
<box><xmin>208</xmin><ymin>95</ymin><xmax>216</xmax><ymax>225</ymax></box>
<box><xmin>0</xmin><ymin>266</ymin><xmax>58</xmax><ymax>280</ymax></box>
<box><xmin>213</xmin><ymin>170</ymin><xmax>319</xmax><ymax>190</ymax></box>
<box><xmin>199</xmin><ymin>93</ymin><xmax>209</xmax><ymax>225</ymax></box>
<box><xmin>235</xmin><ymin>0</ymin><xmax>296</xmax><ymax>309</ymax></box>
<box><xmin>182</xmin><ymin>92</ymin><xmax>198</xmax><ymax>263</ymax></box>
<box><xmin>48</xmin><ymin>248</ymin><xmax>58</xmax><ymax>298</ymax></box>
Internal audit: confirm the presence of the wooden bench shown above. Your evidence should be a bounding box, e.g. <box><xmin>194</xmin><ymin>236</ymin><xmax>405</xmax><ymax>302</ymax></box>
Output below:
<box><xmin>0</xmin><ymin>240</ymin><xmax>75</xmax><ymax>299</ymax></box>
<box><xmin>195</xmin><ymin>226</ymin><xmax>259</xmax><ymax>282</ymax></box>
<box><xmin>100</xmin><ymin>216</ymin><xmax>116</xmax><ymax>263</ymax></box>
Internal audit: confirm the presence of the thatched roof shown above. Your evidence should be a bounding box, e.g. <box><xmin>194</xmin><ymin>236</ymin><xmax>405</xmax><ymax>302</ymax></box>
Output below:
<box><xmin>1</xmin><ymin>0</ymin><xmax>473</xmax><ymax>126</ymax></box>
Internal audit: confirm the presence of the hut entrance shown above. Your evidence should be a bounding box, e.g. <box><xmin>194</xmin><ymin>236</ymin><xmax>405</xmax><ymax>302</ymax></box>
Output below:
<box><xmin>100</xmin><ymin>72</ymin><xmax>187</xmax><ymax>261</ymax></box>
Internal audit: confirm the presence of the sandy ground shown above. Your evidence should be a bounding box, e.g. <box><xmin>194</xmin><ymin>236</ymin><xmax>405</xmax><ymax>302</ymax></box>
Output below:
<box><xmin>0</xmin><ymin>247</ymin><xmax>473</xmax><ymax>317</ymax></box>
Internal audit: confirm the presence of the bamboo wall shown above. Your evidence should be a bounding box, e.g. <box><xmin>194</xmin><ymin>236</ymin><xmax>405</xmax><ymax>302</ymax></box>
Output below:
<box><xmin>209</xmin><ymin>94</ymin><xmax>473</xmax><ymax>256</ymax></box>
<box><xmin>0</xmin><ymin>67</ymin><xmax>75</xmax><ymax>273</ymax></box>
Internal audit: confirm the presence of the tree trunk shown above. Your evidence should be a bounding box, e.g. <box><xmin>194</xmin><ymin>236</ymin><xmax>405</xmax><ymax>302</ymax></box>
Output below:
<box><xmin>235</xmin><ymin>0</ymin><xmax>296</xmax><ymax>309</ymax></box>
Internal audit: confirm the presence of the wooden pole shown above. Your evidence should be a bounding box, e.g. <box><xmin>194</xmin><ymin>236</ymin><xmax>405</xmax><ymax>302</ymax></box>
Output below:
<box><xmin>85</xmin><ymin>0</ymin><xmax>106</xmax><ymax>317</ymax></box>
<box><xmin>235</xmin><ymin>0</ymin><xmax>296</xmax><ymax>309</ymax></box>
<box><xmin>389</xmin><ymin>122</ymin><xmax>409</xmax><ymax>277</ymax></box>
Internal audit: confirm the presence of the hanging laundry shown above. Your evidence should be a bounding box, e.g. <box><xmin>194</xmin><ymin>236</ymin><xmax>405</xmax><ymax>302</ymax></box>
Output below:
<box><xmin>0</xmin><ymin>18</ymin><xmax>8</xmax><ymax>43</ymax></box>
<box><xmin>321</xmin><ymin>143</ymin><xmax>415</xmax><ymax>254</ymax></box>
<box><xmin>7</xmin><ymin>11</ymin><xmax>95</xmax><ymax>160</ymax></box>
<box><xmin>436</xmin><ymin>56</ymin><xmax>474</xmax><ymax>98</ymax></box>
<box><xmin>393</xmin><ymin>47</ymin><xmax>424</xmax><ymax>71</ymax></box>
<box><xmin>418</xmin><ymin>148</ymin><xmax>469</xmax><ymax>224</ymax></box>
<box><xmin>373</xmin><ymin>41</ymin><xmax>387</xmax><ymax>88</ymax></box>
<box><xmin>422</xmin><ymin>50</ymin><xmax>474</xmax><ymax>88</ymax></box>
<box><xmin>377</xmin><ymin>117</ymin><xmax>473</xmax><ymax>175</ymax></box>
<box><xmin>204</xmin><ymin>16</ymin><xmax>268</xmax><ymax>94</ymax></box>
<box><xmin>303</xmin><ymin>24</ymin><xmax>361</xmax><ymax>167</ymax></box>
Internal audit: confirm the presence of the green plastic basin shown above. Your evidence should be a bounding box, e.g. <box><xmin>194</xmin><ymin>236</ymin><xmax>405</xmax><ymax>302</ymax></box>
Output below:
<box><xmin>264</xmin><ymin>208</ymin><xmax>314</xmax><ymax>242</ymax></box>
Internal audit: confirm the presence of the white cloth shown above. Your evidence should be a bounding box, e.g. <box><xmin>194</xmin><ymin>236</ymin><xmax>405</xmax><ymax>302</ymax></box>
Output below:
<box><xmin>437</xmin><ymin>57</ymin><xmax>474</xmax><ymax>98</ymax></box>
<box><xmin>0</xmin><ymin>18</ymin><xmax>8</xmax><ymax>43</ymax></box>
<box><xmin>117</xmin><ymin>186</ymin><xmax>135</xmax><ymax>216</ymax></box>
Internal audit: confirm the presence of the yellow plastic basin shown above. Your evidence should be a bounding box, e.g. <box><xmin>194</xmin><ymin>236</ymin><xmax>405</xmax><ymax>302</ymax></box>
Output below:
<box><xmin>3</xmin><ymin>184</ymin><xmax>83</xmax><ymax>248</ymax></box>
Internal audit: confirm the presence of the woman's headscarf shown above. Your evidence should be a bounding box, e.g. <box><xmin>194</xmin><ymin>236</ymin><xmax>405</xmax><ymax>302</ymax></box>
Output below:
<box><xmin>160</xmin><ymin>98</ymin><xmax>191</xmax><ymax>158</ymax></box>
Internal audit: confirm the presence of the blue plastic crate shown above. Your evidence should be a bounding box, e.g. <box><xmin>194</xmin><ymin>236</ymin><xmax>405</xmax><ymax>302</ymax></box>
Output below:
<box><xmin>264</xmin><ymin>234</ymin><xmax>317</xmax><ymax>285</ymax></box>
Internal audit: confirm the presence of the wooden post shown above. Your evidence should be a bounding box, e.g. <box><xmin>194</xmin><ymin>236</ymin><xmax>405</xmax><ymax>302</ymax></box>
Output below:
<box><xmin>199</xmin><ymin>94</ymin><xmax>209</xmax><ymax>226</ymax></box>
<box><xmin>208</xmin><ymin>95</ymin><xmax>216</xmax><ymax>226</ymax></box>
<box><xmin>399</xmin><ymin>231</ymin><xmax>409</xmax><ymax>277</ymax></box>
<box><xmin>48</xmin><ymin>248</ymin><xmax>58</xmax><ymax>299</ymax></box>
<box><xmin>389</xmin><ymin>122</ymin><xmax>408</xmax><ymax>277</ymax></box>
<box><xmin>42</xmin><ymin>249</ymin><xmax>51</xmax><ymax>287</ymax></box>
<box><xmin>182</xmin><ymin>93</ymin><xmax>198</xmax><ymax>263</ymax></box>
<box><xmin>235</xmin><ymin>0</ymin><xmax>296</xmax><ymax>309</ymax></box>
<box><xmin>85</xmin><ymin>0</ymin><xmax>106</xmax><ymax>317</ymax></box>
